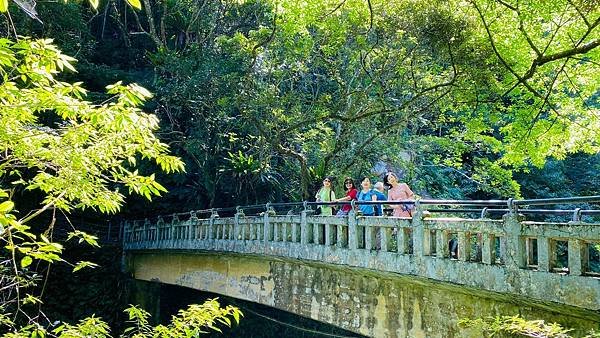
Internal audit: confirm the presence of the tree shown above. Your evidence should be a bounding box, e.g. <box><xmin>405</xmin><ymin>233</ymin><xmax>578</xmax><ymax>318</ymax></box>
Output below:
<box><xmin>0</xmin><ymin>37</ymin><xmax>241</xmax><ymax>337</ymax></box>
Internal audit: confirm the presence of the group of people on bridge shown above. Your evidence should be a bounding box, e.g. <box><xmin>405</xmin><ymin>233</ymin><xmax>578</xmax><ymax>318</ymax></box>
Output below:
<box><xmin>315</xmin><ymin>172</ymin><xmax>415</xmax><ymax>217</ymax></box>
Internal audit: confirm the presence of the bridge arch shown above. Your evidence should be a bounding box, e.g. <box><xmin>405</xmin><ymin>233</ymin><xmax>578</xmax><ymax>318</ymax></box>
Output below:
<box><xmin>124</xmin><ymin>197</ymin><xmax>600</xmax><ymax>337</ymax></box>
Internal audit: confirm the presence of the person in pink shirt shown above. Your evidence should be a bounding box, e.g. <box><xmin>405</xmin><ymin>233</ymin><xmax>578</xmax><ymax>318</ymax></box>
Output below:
<box><xmin>384</xmin><ymin>172</ymin><xmax>415</xmax><ymax>217</ymax></box>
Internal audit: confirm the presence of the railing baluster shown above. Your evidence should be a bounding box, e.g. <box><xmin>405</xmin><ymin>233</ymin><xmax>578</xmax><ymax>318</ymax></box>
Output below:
<box><xmin>348</xmin><ymin>212</ymin><xmax>358</xmax><ymax>250</ymax></box>
<box><xmin>482</xmin><ymin>234</ymin><xmax>496</xmax><ymax>265</ymax></box>
<box><xmin>282</xmin><ymin>222</ymin><xmax>288</xmax><ymax>242</ymax></box>
<box><xmin>458</xmin><ymin>232</ymin><xmax>470</xmax><ymax>261</ymax></box>
<box><xmin>436</xmin><ymin>229</ymin><xmax>449</xmax><ymax>258</ymax></box>
<box><xmin>381</xmin><ymin>226</ymin><xmax>388</xmax><ymax>252</ymax></box>
<box><xmin>365</xmin><ymin>223</ymin><xmax>372</xmax><ymax>251</ymax></box>
<box><xmin>537</xmin><ymin>237</ymin><xmax>553</xmax><ymax>272</ymax></box>
<box><xmin>292</xmin><ymin>222</ymin><xmax>298</xmax><ymax>243</ymax></box>
<box><xmin>568</xmin><ymin>239</ymin><xmax>585</xmax><ymax>276</ymax></box>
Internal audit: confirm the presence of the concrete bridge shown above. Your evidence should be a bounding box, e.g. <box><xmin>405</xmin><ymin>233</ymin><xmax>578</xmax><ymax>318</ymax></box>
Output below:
<box><xmin>123</xmin><ymin>198</ymin><xmax>600</xmax><ymax>337</ymax></box>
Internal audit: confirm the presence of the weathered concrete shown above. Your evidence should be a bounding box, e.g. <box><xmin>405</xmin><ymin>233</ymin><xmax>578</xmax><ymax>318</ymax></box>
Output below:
<box><xmin>128</xmin><ymin>252</ymin><xmax>600</xmax><ymax>338</ymax></box>
<box><xmin>124</xmin><ymin>211</ymin><xmax>600</xmax><ymax>311</ymax></box>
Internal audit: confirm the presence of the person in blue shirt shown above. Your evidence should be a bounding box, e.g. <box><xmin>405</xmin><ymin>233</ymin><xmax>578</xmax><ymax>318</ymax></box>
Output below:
<box><xmin>373</xmin><ymin>181</ymin><xmax>387</xmax><ymax>216</ymax></box>
<box><xmin>357</xmin><ymin>177</ymin><xmax>377</xmax><ymax>216</ymax></box>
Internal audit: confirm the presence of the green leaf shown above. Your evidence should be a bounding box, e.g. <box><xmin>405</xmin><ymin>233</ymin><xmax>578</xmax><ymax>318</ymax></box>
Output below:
<box><xmin>21</xmin><ymin>256</ymin><xmax>32</xmax><ymax>268</ymax></box>
<box><xmin>0</xmin><ymin>0</ymin><xmax>8</xmax><ymax>12</ymax></box>
<box><xmin>0</xmin><ymin>200</ymin><xmax>14</xmax><ymax>213</ymax></box>
<box><xmin>88</xmin><ymin>0</ymin><xmax>99</xmax><ymax>9</ymax></box>
<box><xmin>127</xmin><ymin>0</ymin><xmax>141</xmax><ymax>10</ymax></box>
<box><xmin>73</xmin><ymin>260</ymin><xmax>99</xmax><ymax>272</ymax></box>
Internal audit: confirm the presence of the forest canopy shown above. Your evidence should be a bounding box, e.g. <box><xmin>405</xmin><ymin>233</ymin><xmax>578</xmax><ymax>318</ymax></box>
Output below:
<box><xmin>1</xmin><ymin>0</ymin><xmax>598</xmax><ymax>208</ymax></box>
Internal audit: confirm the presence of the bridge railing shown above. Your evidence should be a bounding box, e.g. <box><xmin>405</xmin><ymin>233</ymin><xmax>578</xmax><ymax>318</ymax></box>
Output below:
<box><xmin>122</xmin><ymin>196</ymin><xmax>600</xmax><ymax>309</ymax></box>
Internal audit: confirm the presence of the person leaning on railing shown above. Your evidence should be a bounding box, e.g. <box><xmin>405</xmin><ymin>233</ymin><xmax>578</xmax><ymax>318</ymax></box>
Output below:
<box><xmin>356</xmin><ymin>176</ymin><xmax>377</xmax><ymax>216</ymax></box>
<box><xmin>384</xmin><ymin>172</ymin><xmax>415</xmax><ymax>217</ymax></box>
<box><xmin>315</xmin><ymin>176</ymin><xmax>336</xmax><ymax>216</ymax></box>
<box><xmin>334</xmin><ymin>177</ymin><xmax>358</xmax><ymax>217</ymax></box>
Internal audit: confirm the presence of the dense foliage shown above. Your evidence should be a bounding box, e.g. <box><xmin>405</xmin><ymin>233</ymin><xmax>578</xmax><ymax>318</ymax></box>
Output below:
<box><xmin>2</xmin><ymin>0</ymin><xmax>597</xmax><ymax>210</ymax></box>
<box><xmin>0</xmin><ymin>37</ymin><xmax>242</xmax><ymax>336</ymax></box>
<box><xmin>0</xmin><ymin>0</ymin><xmax>598</xmax><ymax>336</ymax></box>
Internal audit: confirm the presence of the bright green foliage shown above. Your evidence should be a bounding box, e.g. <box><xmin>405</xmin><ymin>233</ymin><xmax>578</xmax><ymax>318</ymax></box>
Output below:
<box><xmin>0</xmin><ymin>38</ymin><xmax>241</xmax><ymax>338</ymax></box>
<box><xmin>0</xmin><ymin>301</ymin><xmax>240</xmax><ymax>337</ymax></box>
<box><xmin>459</xmin><ymin>315</ymin><xmax>600</xmax><ymax>337</ymax></box>
<box><xmin>123</xmin><ymin>300</ymin><xmax>242</xmax><ymax>337</ymax></box>
<box><xmin>0</xmin><ymin>0</ymin><xmax>140</xmax><ymax>12</ymax></box>
<box><xmin>2</xmin><ymin>0</ymin><xmax>599</xmax><ymax>202</ymax></box>
<box><xmin>0</xmin><ymin>38</ymin><xmax>184</xmax><ymax>213</ymax></box>
<box><xmin>455</xmin><ymin>0</ymin><xmax>600</xmax><ymax>167</ymax></box>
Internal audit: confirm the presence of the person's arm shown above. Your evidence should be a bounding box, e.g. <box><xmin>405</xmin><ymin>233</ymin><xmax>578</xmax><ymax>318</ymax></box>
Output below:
<box><xmin>315</xmin><ymin>188</ymin><xmax>321</xmax><ymax>201</ymax></box>
<box><xmin>402</xmin><ymin>183</ymin><xmax>415</xmax><ymax>199</ymax></box>
<box><xmin>388</xmin><ymin>191</ymin><xmax>402</xmax><ymax>210</ymax></box>
<box><xmin>336</xmin><ymin>195</ymin><xmax>351</xmax><ymax>202</ymax></box>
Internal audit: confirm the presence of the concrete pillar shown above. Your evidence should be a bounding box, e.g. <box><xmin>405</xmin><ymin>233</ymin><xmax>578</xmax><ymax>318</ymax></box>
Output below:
<box><xmin>365</xmin><ymin>223</ymin><xmax>373</xmax><ymax>250</ymax></box>
<box><xmin>300</xmin><ymin>211</ymin><xmax>309</xmax><ymax>245</ymax></box>
<box><xmin>537</xmin><ymin>237</ymin><xmax>554</xmax><ymax>272</ymax></box>
<box><xmin>436</xmin><ymin>230</ymin><xmax>449</xmax><ymax>258</ymax></box>
<box><xmin>263</xmin><ymin>212</ymin><xmax>271</xmax><ymax>243</ymax></box>
<box><xmin>568</xmin><ymin>239</ymin><xmax>586</xmax><ymax>276</ymax></box>
<box><xmin>208</xmin><ymin>214</ymin><xmax>216</xmax><ymax>240</ymax></box>
<box><xmin>234</xmin><ymin>212</ymin><xmax>243</xmax><ymax>241</ymax></box>
<box><xmin>336</xmin><ymin>224</ymin><xmax>344</xmax><ymax>248</ymax></box>
<box><xmin>142</xmin><ymin>219</ymin><xmax>149</xmax><ymax>242</ymax></box>
<box><xmin>380</xmin><ymin>226</ymin><xmax>388</xmax><ymax>252</ymax></box>
<box><xmin>324</xmin><ymin>222</ymin><xmax>332</xmax><ymax>246</ymax></box>
<box><xmin>313</xmin><ymin>222</ymin><xmax>320</xmax><ymax>244</ymax></box>
<box><xmin>458</xmin><ymin>232</ymin><xmax>470</xmax><ymax>262</ymax></box>
<box><xmin>482</xmin><ymin>234</ymin><xmax>496</xmax><ymax>265</ymax></box>
<box><xmin>292</xmin><ymin>221</ymin><xmax>298</xmax><ymax>243</ymax></box>
<box><xmin>503</xmin><ymin>213</ymin><xmax>526</xmax><ymax>269</ymax></box>
<box><xmin>411</xmin><ymin>207</ymin><xmax>425</xmax><ymax>258</ymax></box>
<box><xmin>348</xmin><ymin>211</ymin><xmax>358</xmax><ymax>250</ymax></box>
<box><xmin>397</xmin><ymin>227</ymin><xmax>407</xmax><ymax>254</ymax></box>
<box><xmin>282</xmin><ymin>222</ymin><xmax>288</xmax><ymax>242</ymax></box>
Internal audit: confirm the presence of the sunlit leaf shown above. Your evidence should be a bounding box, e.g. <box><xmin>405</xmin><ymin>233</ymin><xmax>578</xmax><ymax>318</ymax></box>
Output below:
<box><xmin>126</xmin><ymin>0</ymin><xmax>141</xmax><ymax>10</ymax></box>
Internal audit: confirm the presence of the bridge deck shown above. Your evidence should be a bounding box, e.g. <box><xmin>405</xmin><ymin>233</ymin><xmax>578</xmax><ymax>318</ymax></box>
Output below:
<box><xmin>123</xmin><ymin>208</ymin><xmax>600</xmax><ymax>311</ymax></box>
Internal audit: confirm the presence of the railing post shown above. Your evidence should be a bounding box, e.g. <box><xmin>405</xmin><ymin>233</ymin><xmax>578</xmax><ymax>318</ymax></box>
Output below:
<box><xmin>190</xmin><ymin>211</ymin><xmax>198</xmax><ymax>240</ymax></box>
<box><xmin>208</xmin><ymin>212</ymin><xmax>216</xmax><ymax>240</ymax></box>
<box><xmin>411</xmin><ymin>201</ymin><xmax>425</xmax><ymax>258</ymax></box>
<box><xmin>234</xmin><ymin>210</ymin><xmax>242</xmax><ymax>241</ymax></box>
<box><xmin>336</xmin><ymin>222</ymin><xmax>344</xmax><ymax>248</ymax></box>
<box><xmin>156</xmin><ymin>216</ymin><xmax>165</xmax><ymax>241</ymax></box>
<box><xmin>364</xmin><ymin>222</ymin><xmax>372</xmax><ymax>250</ymax></box>
<box><xmin>169</xmin><ymin>214</ymin><xmax>179</xmax><ymax>241</ymax></box>
<box><xmin>292</xmin><ymin>218</ymin><xmax>298</xmax><ymax>243</ymax></box>
<box><xmin>301</xmin><ymin>208</ymin><xmax>309</xmax><ymax>245</ymax></box>
<box><xmin>503</xmin><ymin>212</ymin><xmax>526</xmax><ymax>269</ymax></box>
<box><xmin>348</xmin><ymin>207</ymin><xmax>358</xmax><ymax>250</ymax></box>
<box><xmin>313</xmin><ymin>221</ymin><xmax>320</xmax><ymax>245</ymax></box>
<box><xmin>380</xmin><ymin>225</ymin><xmax>388</xmax><ymax>252</ymax></box>
<box><xmin>537</xmin><ymin>237</ymin><xmax>553</xmax><ymax>272</ymax></box>
<box><xmin>264</xmin><ymin>203</ymin><xmax>271</xmax><ymax>243</ymax></box>
<box><xmin>397</xmin><ymin>227</ymin><xmax>407</xmax><ymax>254</ymax></box>
<box><xmin>482</xmin><ymin>234</ymin><xmax>496</xmax><ymax>265</ymax></box>
<box><xmin>436</xmin><ymin>229</ymin><xmax>449</xmax><ymax>258</ymax></box>
<box><xmin>568</xmin><ymin>239</ymin><xmax>586</xmax><ymax>276</ymax></box>
<box><xmin>457</xmin><ymin>232</ymin><xmax>470</xmax><ymax>261</ymax></box>
<box><xmin>142</xmin><ymin>219</ymin><xmax>149</xmax><ymax>242</ymax></box>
